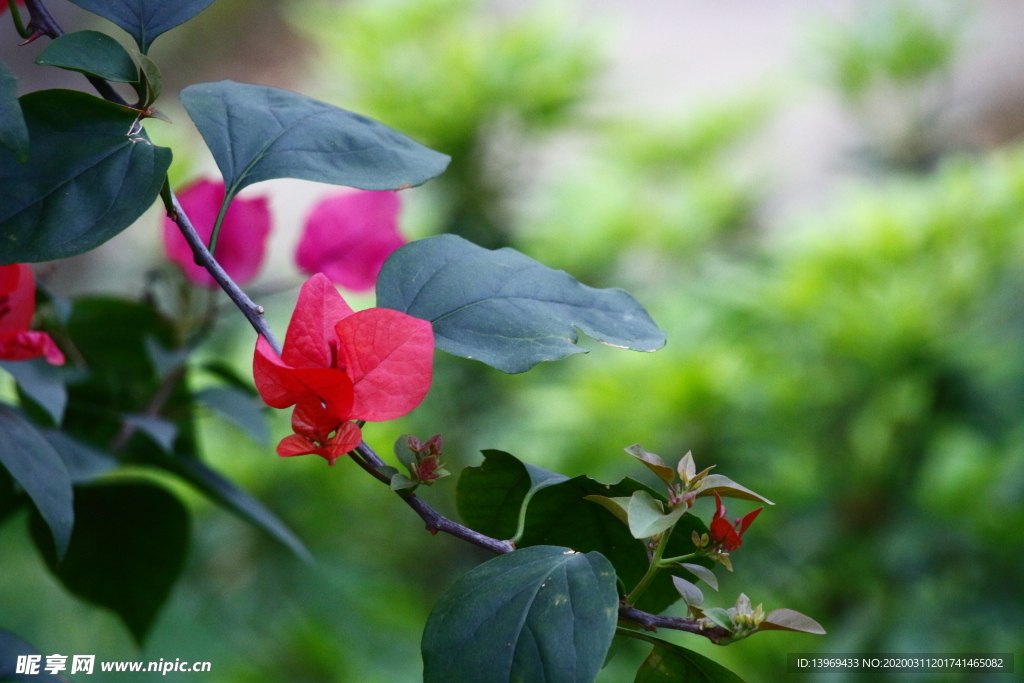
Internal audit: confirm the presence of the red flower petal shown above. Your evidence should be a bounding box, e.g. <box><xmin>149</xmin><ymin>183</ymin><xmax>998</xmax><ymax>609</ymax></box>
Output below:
<box><xmin>163</xmin><ymin>179</ymin><xmax>271</xmax><ymax>288</ymax></box>
<box><xmin>295</xmin><ymin>190</ymin><xmax>405</xmax><ymax>292</ymax></box>
<box><xmin>0</xmin><ymin>264</ymin><xmax>35</xmax><ymax>335</ymax></box>
<box><xmin>281</xmin><ymin>273</ymin><xmax>354</xmax><ymax>369</ymax></box>
<box><xmin>291</xmin><ymin>393</ymin><xmax>339</xmax><ymax>442</ymax></box>
<box><xmin>738</xmin><ymin>507</ymin><xmax>762</xmax><ymax>534</ymax></box>
<box><xmin>324</xmin><ymin>421</ymin><xmax>363</xmax><ymax>462</ymax></box>
<box><xmin>0</xmin><ymin>331</ymin><xmax>65</xmax><ymax>365</ymax></box>
<box><xmin>335</xmin><ymin>308</ymin><xmax>434</xmax><ymax>421</ymax></box>
<box><xmin>253</xmin><ymin>336</ymin><xmax>353</xmax><ymax>417</ymax></box>
<box><xmin>277</xmin><ymin>434</ymin><xmax>317</xmax><ymax>458</ymax></box>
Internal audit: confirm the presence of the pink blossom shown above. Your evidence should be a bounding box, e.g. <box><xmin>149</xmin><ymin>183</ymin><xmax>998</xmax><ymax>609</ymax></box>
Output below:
<box><xmin>163</xmin><ymin>179</ymin><xmax>271</xmax><ymax>288</ymax></box>
<box><xmin>295</xmin><ymin>190</ymin><xmax>405</xmax><ymax>292</ymax></box>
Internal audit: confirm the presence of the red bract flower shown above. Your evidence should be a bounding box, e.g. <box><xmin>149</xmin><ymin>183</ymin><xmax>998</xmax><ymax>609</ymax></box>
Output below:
<box><xmin>254</xmin><ymin>273</ymin><xmax>434</xmax><ymax>465</ymax></box>
<box><xmin>295</xmin><ymin>190</ymin><xmax>405</xmax><ymax>292</ymax></box>
<box><xmin>709</xmin><ymin>492</ymin><xmax>761</xmax><ymax>552</ymax></box>
<box><xmin>163</xmin><ymin>179</ymin><xmax>271</xmax><ymax>288</ymax></box>
<box><xmin>0</xmin><ymin>264</ymin><xmax>64</xmax><ymax>365</ymax></box>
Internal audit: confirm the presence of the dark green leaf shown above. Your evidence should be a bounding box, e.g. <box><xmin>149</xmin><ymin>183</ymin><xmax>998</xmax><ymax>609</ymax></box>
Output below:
<box><xmin>200</xmin><ymin>360</ymin><xmax>258</xmax><ymax>396</ymax></box>
<box><xmin>620</xmin><ymin>630</ymin><xmax>746</xmax><ymax>683</ymax></box>
<box><xmin>0</xmin><ymin>57</ymin><xmax>29</xmax><ymax>161</ymax></box>
<box><xmin>456</xmin><ymin>449</ymin><xmax>568</xmax><ymax>541</ymax></box>
<box><xmin>123</xmin><ymin>414</ymin><xmax>177</xmax><ymax>453</ymax></box>
<box><xmin>195</xmin><ymin>387</ymin><xmax>270</xmax><ymax>447</ymax></box>
<box><xmin>0</xmin><ymin>404</ymin><xmax>73</xmax><ymax>558</ymax></box>
<box><xmin>180</xmin><ymin>80</ymin><xmax>450</xmax><ymax>203</ymax></box>
<box><xmin>165</xmin><ymin>455</ymin><xmax>311</xmax><ymax>563</ymax></box>
<box><xmin>1</xmin><ymin>359</ymin><xmax>68</xmax><ymax>425</ymax></box>
<box><xmin>390</xmin><ymin>472</ymin><xmax>418</xmax><ymax>491</ymax></box>
<box><xmin>521</xmin><ymin>477</ymin><xmax>710</xmax><ymax>614</ymax></box>
<box><xmin>35</xmin><ymin>31</ymin><xmax>138</xmax><ymax>83</ymax></box>
<box><xmin>0</xmin><ymin>466</ymin><xmax>24</xmax><ymax>528</ymax></box>
<box><xmin>132</xmin><ymin>51</ymin><xmax>162</xmax><ymax>109</ymax></box>
<box><xmin>29</xmin><ymin>481</ymin><xmax>189</xmax><ymax>645</ymax></box>
<box><xmin>627</xmin><ymin>490</ymin><xmax>686</xmax><ymax>539</ymax></box>
<box><xmin>701</xmin><ymin>608</ymin><xmax>735</xmax><ymax>632</ymax></box>
<box><xmin>377</xmin><ymin>235</ymin><xmax>666</xmax><ymax>373</ymax></box>
<box><xmin>0</xmin><ymin>90</ymin><xmax>172</xmax><ymax>264</ymax></box>
<box><xmin>41</xmin><ymin>430</ymin><xmax>118</xmax><ymax>483</ymax></box>
<box><xmin>66</xmin><ymin>0</ymin><xmax>218</xmax><ymax>53</ymax></box>
<box><xmin>422</xmin><ymin>546</ymin><xmax>618</xmax><ymax>683</ymax></box>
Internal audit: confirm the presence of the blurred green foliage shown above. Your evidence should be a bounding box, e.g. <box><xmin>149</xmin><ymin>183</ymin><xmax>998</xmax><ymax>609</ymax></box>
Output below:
<box><xmin>3</xmin><ymin>0</ymin><xmax>1023</xmax><ymax>681</ymax></box>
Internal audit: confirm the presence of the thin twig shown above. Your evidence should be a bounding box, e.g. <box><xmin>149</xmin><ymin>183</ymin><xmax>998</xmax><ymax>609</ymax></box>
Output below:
<box><xmin>108</xmin><ymin>365</ymin><xmax>186</xmax><ymax>452</ymax></box>
<box><xmin>17</xmin><ymin>0</ymin><xmax>719</xmax><ymax>642</ymax></box>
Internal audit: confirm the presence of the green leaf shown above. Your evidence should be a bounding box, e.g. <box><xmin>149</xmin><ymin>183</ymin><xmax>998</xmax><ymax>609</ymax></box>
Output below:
<box><xmin>41</xmin><ymin>430</ymin><xmax>118</xmax><ymax>483</ymax></box>
<box><xmin>621</xmin><ymin>630</ymin><xmax>746</xmax><ymax>683</ymax></box>
<box><xmin>390</xmin><ymin>472</ymin><xmax>418</xmax><ymax>491</ymax></box>
<box><xmin>0</xmin><ymin>466</ymin><xmax>24</xmax><ymax>528</ymax></box>
<box><xmin>671</xmin><ymin>576</ymin><xmax>704</xmax><ymax>607</ymax></box>
<box><xmin>583</xmin><ymin>495</ymin><xmax>632</xmax><ymax>525</ymax></box>
<box><xmin>694</xmin><ymin>474</ymin><xmax>773</xmax><ymax>505</ymax></box>
<box><xmin>701</xmin><ymin>608</ymin><xmax>735</xmax><ymax>632</ymax></box>
<box><xmin>1</xmin><ymin>359</ymin><xmax>68</xmax><ymax>425</ymax></box>
<box><xmin>394</xmin><ymin>434</ymin><xmax>420</xmax><ymax>474</ymax></box>
<box><xmin>0</xmin><ymin>404</ymin><xmax>74</xmax><ymax>559</ymax></box>
<box><xmin>680</xmin><ymin>562</ymin><xmax>719</xmax><ymax>591</ymax></box>
<box><xmin>66</xmin><ymin>0</ymin><xmax>218</xmax><ymax>53</ymax></box>
<box><xmin>165</xmin><ymin>455</ymin><xmax>311</xmax><ymax>563</ymax></box>
<box><xmin>627</xmin><ymin>490</ymin><xmax>686</xmax><ymax>539</ymax></box>
<box><xmin>0</xmin><ymin>57</ymin><xmax>29</xmax><ymax>161</ymax></box>
<box><xmin>132</xmin><ymin>51</ymin><xmax>162</xmax><ymax>109</ymax></box>
<box><xmin>760</xmin><ymin>609</ymin><xmax>826</xmax><ymax>635</ymax></box>
<box><xmin>456</xmin><ymin>449</ymin><xmax>568</xmax><ymax>542</ymax></box>
<box><xmin>422</xmin><ymin>546</ymin><xmax>618</xmax><ymax>683</ymax></box>
<box><xmin>625</xmin><ymin>443</ymin><xmax>676</xmax><ymax>484</ymax></box>
<box><xmin>195</xmin><ymin>387</ymin><xmax>270</xmax><ymax>447</ymax></box>
<box><xmin>180</xmin><ymin>80</ymin><xmax>450</xmax><ymax>203</ymax></box>
<box><xmin>0</xmin><ymin>90</ymin><xmax>172</xmax><ymax>264</ymax></box>
<box><xmin>377</xmin><ymin>235</ymin><xmax>666</xmax><ymax>373</ymax></box>
<box><xmin>472</xmin><ymin>468</ymin><xmax>710</xmax><ymax>614</ymax></box>
<box><xmin>35</xmin><ymin>31</ymin><xmax>139</xmax><ymax>83</ymax></box>
<box><xmin>29</xmin><ymin>481</ymin><xmax>190</xmax><ymax>645</ymax></box>
<box><xmin>123</xmin><ymin>414</ymin><xmax>177</xmax><ymax>453</ymax></box>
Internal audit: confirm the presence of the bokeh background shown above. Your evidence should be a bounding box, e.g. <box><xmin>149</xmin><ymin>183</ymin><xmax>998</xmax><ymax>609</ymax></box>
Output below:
<box><xmin>3</xmin><ymin>0</ymin><xmax>1024</xmax><ymax>681</ymax></box>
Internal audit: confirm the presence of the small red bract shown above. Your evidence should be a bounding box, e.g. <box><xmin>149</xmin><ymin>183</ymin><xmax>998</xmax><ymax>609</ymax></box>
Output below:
<box><xmin>0</xmin><ymin>264</ymin><xmax>64</xmax><ymax>365</ymax></box>
<box><xmin>709</xmin><ymin>491</ymin><xmax>761</xmax><ymax>552</ymax></box>
<box><xmin>163</xmin><ymin>179</ymin><xmax>271</xmax><ymax>288</ymax></box>
<box><xmin>295</xmin><ymin>190</ymin><xmax>405</xmax><ymax>292</ymax></box>
<box><xmin>253</xmin><ymin>273</ymin><xmax>434</xmax><ymax>465</ymax></box>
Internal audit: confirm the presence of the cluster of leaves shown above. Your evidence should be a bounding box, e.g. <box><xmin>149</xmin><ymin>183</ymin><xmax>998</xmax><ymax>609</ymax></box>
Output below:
<box><xmin>0</xmin><ymin>2</ymin><xmax>826</xmax><ymax>682</ymax></box>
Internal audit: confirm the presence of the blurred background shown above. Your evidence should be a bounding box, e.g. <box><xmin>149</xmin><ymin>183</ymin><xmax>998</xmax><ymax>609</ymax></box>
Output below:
<box><xmin>3</xmin><ymin>0</ymin><xmax>1024</xmax><ymax>681</ymax></box>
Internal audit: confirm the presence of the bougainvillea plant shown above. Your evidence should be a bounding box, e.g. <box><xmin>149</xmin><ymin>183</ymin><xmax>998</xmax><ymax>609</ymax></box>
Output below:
<box><xmin>0</xmin><ymin>2</ymin><xmax>823</xmax><ymax>681</ymax></box>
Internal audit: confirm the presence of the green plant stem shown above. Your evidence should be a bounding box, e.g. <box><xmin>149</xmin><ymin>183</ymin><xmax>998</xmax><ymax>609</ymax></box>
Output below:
<box><xmin>8</xmin><ymin>0</ymin><xmax>32</xmax><ymax>38</ymax></box>
<box><xmin>659</xmin><ymin>551</ymin><xmax>700</xmax><ymax>567</ymax></box>
<box><xmin>624</xmin><ymin>526</ymin><xmax>674</xmax><ymax>606</ymax></box>
<box><xmin>206</xmin><ymin>197</ymin><xmax>233</xmax><ymax>257</ymax></box>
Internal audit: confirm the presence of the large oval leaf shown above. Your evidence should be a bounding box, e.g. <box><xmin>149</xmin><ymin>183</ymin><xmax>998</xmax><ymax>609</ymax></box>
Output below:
<box><xmin>29</xmin><ymin>481</ymin><xmax>190</xmax><ymax>645</ymax></box>
<box><xmin>0</xmin><ymin>57</ymin><xmax>29</xmax><ymax>161</ymax></box>
<box><xmin>456</xmin><ymin>449</ymin><xmax>568</xmax><ymax>541</ymax></box>
<box><xmin>0</xmin><ymin>90</ymin><xmax>172</xmax><ymax>264</ymax></box>
<box><xmin>422</xmin><ymin>546</ymin><xmax>618</xmax><ymax>683</ymax></box>
<box><xmin>0</xmin><ymin>404</ymin><xmax>74</xmax><ymax>559</ymax></box>
<box><xmin>66</xmin><ymin>0</ymin><xmax>218</xmax><ymax>53</ymax></box>
<box><xmin>35</xmin><ymin>30</ymin><xmax>139</xmax><ymax>83</ymax></box>
<box><xmin>376</xmin><ymin>235</ymin><xmax>667</xmax><ymax>373</ymax></box>
<box><xmin>180</xmin><ymin>80</ymin><xmax>450</xmax><ymax>200</ymax></box>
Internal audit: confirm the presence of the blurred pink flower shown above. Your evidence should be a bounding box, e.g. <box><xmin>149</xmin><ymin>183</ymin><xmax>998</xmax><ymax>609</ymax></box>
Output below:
<box><xmin>163</xmin><ymin>179</ymin><xmax>271</xmax><ymax>288</ymax></box>
<box><xmin>295</xmin><ymin>190</ymin><xmax>405</xmax><ymax>292</ymax></box>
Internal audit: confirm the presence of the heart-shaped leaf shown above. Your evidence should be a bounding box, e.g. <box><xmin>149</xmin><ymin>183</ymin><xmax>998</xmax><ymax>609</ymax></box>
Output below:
<box><xmin>180</xmin><ymin>80</ymin><xmax>450</xmax><ymax>203</ymax></box>
<box><xmin>694</xmin><ymin>474</ymin><xmax>773</xmax><ymax>505</ymax></box>
<box><xmin>627</xmin><ymin>490</ymin><xmax>686</xmax><ymax>539</ymax></box>
<box><xmin>335</xmin><ymin>307</ymin><xmax>434</xmax><ymax>421</ymax></box>
<box><xmin>0</xmin><ymin>404</ymin><xmax>74</xmax><ymax>559</ymax></box>
<box><xmin>35</xmin><ymin>31</ymin><xmax>139</xmax><ymax>83</ymax></box>
<box><xmin>760</xmin><ymin>608</ymin><xmax>826</xmax><ymax>634</ymax></box>
<box><xmin>625</xmin><ymin>443</ymin><xmax>676</xmax><ymax>484</ymax></box>
<box><xmin>29</xmin><ymin>481</ymin><xmax>190</xmax><ymax>645</ymax></box>
<box><xmin>377</xmin><ymin>235</ymin><xmax>666</xmax><ymax>373</ymax></box>
<box><xmin>0</xmin><ymin>89</ymin><xmax>172</xmax><ymax>264</ymax></box>
<box><xmin>621</xmin><ymin>630</ymin><xmax>747</xmax><ymax>683</ymax></box>
<box><xmin>66</xmin><ymin>0</ymin><xmax>218</xmax><ymax>53</ymax></box>
<box><xmin>0</xmin><ymin>57</ymin><xmax>28</xmax><ymax>161</ymax></box>
<box><xmin>422</xmin><ymin>546</ymin><xmax>618</xmax><ymax>683</ymax></box>
<box><xmin>456</xmin><ymin>449</ymin><xmax>568</xmax><ymax>542</ymax></box>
